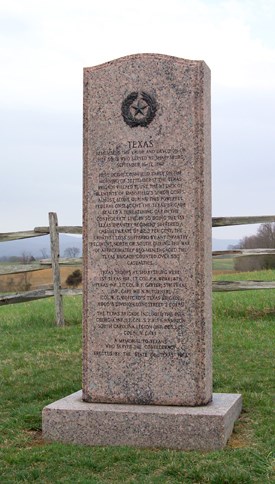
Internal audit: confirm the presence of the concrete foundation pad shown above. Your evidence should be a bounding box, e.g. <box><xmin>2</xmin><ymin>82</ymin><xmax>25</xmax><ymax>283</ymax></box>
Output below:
<box><xmin>42</xmin><ymin>391</ymin><xmax>242</xmax><ymax>450</ymax></box>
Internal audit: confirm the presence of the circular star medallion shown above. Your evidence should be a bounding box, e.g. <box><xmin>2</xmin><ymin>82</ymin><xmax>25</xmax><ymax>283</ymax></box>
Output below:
<box><xmin>121</xmin><ymin>91</ymin><xmax>157</xmax><ymax>127</ymax></box>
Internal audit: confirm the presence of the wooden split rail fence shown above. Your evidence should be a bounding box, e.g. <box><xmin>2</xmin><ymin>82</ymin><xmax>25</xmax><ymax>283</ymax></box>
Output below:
<box><xmin>1</xmin><ymin>212</ymin><xmax>275</xmax><ymax>326</ymax></box>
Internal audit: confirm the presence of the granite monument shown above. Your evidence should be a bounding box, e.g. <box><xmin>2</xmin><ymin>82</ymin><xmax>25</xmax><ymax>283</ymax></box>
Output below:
<box><xmin>43</xmin><ymin>54</ymin><xmax>242</xmax><ymax>450</ymax></box>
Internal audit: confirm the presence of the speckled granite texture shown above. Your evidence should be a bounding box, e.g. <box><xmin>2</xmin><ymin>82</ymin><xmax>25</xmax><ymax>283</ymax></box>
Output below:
<box><xmin>42</xmin><ymin>54</ymin><xmax>242</xmax><ymax>449</ymax></box>
<box><xmin>83</xmin><ymin>53</ymin><xmax>212</xmax><ymax>406</ymax></box>
<box><xmin>42</xmin><ymin>391</ymin><xmax>242</xmax><ymax>450</ymax></box>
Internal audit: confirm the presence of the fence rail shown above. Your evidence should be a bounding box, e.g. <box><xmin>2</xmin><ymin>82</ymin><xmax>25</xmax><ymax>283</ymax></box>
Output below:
<box><xmin>212</xmin><ymin>248</ymin><xmax>275</xmax><ymax>257</ymax></box>
<box><xmin>1</xmin><ymin>213</ymin><xmax>275</xmax><ymax>323</ymax></box>
<box><xmin>212</xmin><ymin>215</ymin><xmax>275</xmax><ymax>227</ymax></box>
<box><xmin>1</xmin><ymin>280</ymin><xmax>275</xmax><ymax>307</ymax></box>
<box><xmin>0</xmin><ymin>287</ymin><xmax>82</xmax><ymax>306</ymax></box>
<box><xmin>3</xmin><ymin>247</ymin><xmax>275</xmax><ymax>276</ymax></box>
<box><xmin>2</xmin><ymin>215</ymin><xmax>275</xmax><ymax>242</ymax></box>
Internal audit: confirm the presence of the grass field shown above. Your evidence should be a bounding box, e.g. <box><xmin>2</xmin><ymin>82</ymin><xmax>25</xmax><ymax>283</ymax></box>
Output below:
<box><xmin>212</xmin><ymin>257</ymin><xmax>235</xmax><ymax>273</ymax></box>
<box><xmin>0</xmin><ymin>270</ymin><xmax>274</xmax><ymax>483</ymax></box>
<box><xmin>0</xmin><ymin>265</ymin><xmax>81</xmax><ymax>292</ymax></box>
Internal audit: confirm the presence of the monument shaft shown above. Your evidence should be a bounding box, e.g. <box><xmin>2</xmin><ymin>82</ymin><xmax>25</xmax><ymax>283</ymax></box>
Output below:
<box><xmin>83</xmin><ymin>54</ymin><xmax>212</xmax><ymax>406</ymax></box>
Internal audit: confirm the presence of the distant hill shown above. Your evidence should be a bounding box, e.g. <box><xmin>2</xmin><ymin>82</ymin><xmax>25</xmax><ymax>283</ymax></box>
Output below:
<box><xmin>0</xmin><ymin>235</ymin><xmax>237</xmax><ymax>259</ymax></box>
<box><xmin>0</xmin><ymin>234</ymin><xmax>82</xmax><ymax>259</ymax></box>
<box><xmin>212</xmin><ymin>238</ymin><xmax>239</xmax><ymax>251</ymax></box>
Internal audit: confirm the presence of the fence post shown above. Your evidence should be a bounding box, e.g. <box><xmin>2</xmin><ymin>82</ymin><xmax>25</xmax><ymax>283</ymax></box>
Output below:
<box><xmin>49</xmin><ymin>212</ymin><xmax>65</xmax><ymax>326</ymax></box>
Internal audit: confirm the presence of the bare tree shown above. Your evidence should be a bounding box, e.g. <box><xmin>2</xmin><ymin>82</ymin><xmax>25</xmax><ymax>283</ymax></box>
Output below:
<box><xmin>238</xmin><ymin>223</ymin><xmax>275</xmax><ymax>249</ymax></box>
<box><xmin>40</xmin><ymin>248</ymin><xmax>49</xmax><ymax>259</ymax></box>
<box><xmin>256</xmin><ymin>223</ymin><xmax>275</xmax><ymax>248</ymax></box>
<box><xmin>20</xmin><ymin>251</ymin><xmax>35</xmax><ymax>264</ymax></box>
<box><xmin>63</xmin><ymin>247</ymin><xmax>80</xmax><ymax>258</ymax></box>
<box><xmin>234</xmin><ymin>223</ymin><xmax>275</xmax><ymax>271</ymax></box>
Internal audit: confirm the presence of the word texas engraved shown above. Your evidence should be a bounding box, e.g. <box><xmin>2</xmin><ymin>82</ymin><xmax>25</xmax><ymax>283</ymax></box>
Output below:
<box><xmin>121</xmin><ymin>91</ymin><xmax>157</xmax><ymax>128</ymax></box>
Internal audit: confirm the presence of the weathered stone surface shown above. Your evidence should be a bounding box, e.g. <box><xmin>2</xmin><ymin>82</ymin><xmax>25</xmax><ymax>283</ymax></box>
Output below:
<box><xmin>42</xmin><ymin>391</ymin><xmax>242</xmax><ymax>450</ymax></box>
<box><xmin>42</xmin><ymin>54</ymin><xmax>242</xmax><ymax>450</ymax></box>
<box><xmin>83</xmin><ymin>53</ymin><xmax>212</xmax><ymax>406</ymax></box>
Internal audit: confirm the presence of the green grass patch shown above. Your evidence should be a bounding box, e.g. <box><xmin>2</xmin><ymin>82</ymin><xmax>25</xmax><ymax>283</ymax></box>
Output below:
<box><xmin>0</xmin><ymin>277</ymin><xmax>275</xmax><ymax>483</ymax></box>
<box><xmin>213</xmin><ymin>268</ymin><xmax>275</xmax><ymax>282</ymax></box>
<box><xmin>212</xmin><ymin>257</ymin><xmax>234</xmax><ymax>271</ymax></box>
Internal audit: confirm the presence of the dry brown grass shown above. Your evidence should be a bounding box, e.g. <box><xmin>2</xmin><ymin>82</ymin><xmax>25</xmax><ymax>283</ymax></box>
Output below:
<box><xmin>212</xmin><ymin>270</ymin><xmax>236</xmax><ymax>276</ymax></box>
<box><xmin>0</xmin><ymin>266</ymin><xmax>82</xmax><ymax>291</ymax></box>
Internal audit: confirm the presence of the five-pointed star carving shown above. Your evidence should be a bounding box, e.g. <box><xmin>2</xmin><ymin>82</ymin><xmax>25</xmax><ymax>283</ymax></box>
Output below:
<box><xmin>132</xmin><ymin>99</ymin><xmax>148</xmax><ymax>117</ymax></box>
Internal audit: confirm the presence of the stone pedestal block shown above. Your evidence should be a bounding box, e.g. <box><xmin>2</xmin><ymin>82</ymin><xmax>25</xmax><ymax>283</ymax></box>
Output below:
<box><xmin>43</xmin><ymin>391</ymin><xmax>242</xmax><ymax>450</ymax></box>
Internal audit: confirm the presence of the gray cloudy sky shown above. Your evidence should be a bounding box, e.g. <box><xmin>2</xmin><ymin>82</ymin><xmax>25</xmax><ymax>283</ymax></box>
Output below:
<box><xmin>1</xmin><ymin>0</ymin><xmax>274</xmax><ymax>240</ymax></box>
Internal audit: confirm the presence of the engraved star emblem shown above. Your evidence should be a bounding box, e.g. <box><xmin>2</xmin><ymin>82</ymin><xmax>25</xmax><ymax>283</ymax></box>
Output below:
<box><xmin>121</xmin><ymin>91</ymin><xmax>157</xmax><ymax>127</ymax></box>
<box><xmin>131</xmin><ymin>99</ymin><xmax>148</xmax><ymax>118</ymax></box>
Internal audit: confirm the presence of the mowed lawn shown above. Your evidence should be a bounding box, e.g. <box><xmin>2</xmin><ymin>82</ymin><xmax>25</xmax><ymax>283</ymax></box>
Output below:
<box><xmin>0</xmin><ymin>270</ymin><xmax>274</xmax><ymax>483</ymax></box>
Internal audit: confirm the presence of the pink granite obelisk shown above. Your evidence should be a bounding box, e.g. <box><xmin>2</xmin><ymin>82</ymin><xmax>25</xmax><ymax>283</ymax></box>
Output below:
<box><xmin>82</xmin><ymin>53</ymin><xmax>212</xmax><ymax>406</ymax></box>
<box><xmin>42</xmin><ymin>54</ymin><xmax>242</xmax><ymax>449</ymax></box>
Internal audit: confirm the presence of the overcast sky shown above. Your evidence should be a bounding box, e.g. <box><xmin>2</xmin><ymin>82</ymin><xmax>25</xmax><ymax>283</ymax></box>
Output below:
<box><xmin>1</xmin><ymin>0</ymin><xmax>274</xmax><ymax>240</ymax></box>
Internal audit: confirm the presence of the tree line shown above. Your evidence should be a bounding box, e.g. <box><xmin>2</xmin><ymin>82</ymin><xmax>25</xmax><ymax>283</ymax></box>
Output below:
<box><xmin>0</xmin><ymin>247</ymin><xmax>81</xmax><ymax>263</ymax></box>
<box><xmin>231</xmin><ymin>223</ymin><xmax>275</xmax><ymax>271</ymax></box>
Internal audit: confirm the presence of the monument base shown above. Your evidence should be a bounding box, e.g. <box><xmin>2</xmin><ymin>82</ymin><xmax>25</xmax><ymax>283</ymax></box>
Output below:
<box><xmin>42</xmin><ymin>391</ymin><xmax>242</xmax><ymax>450</ymax></box>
